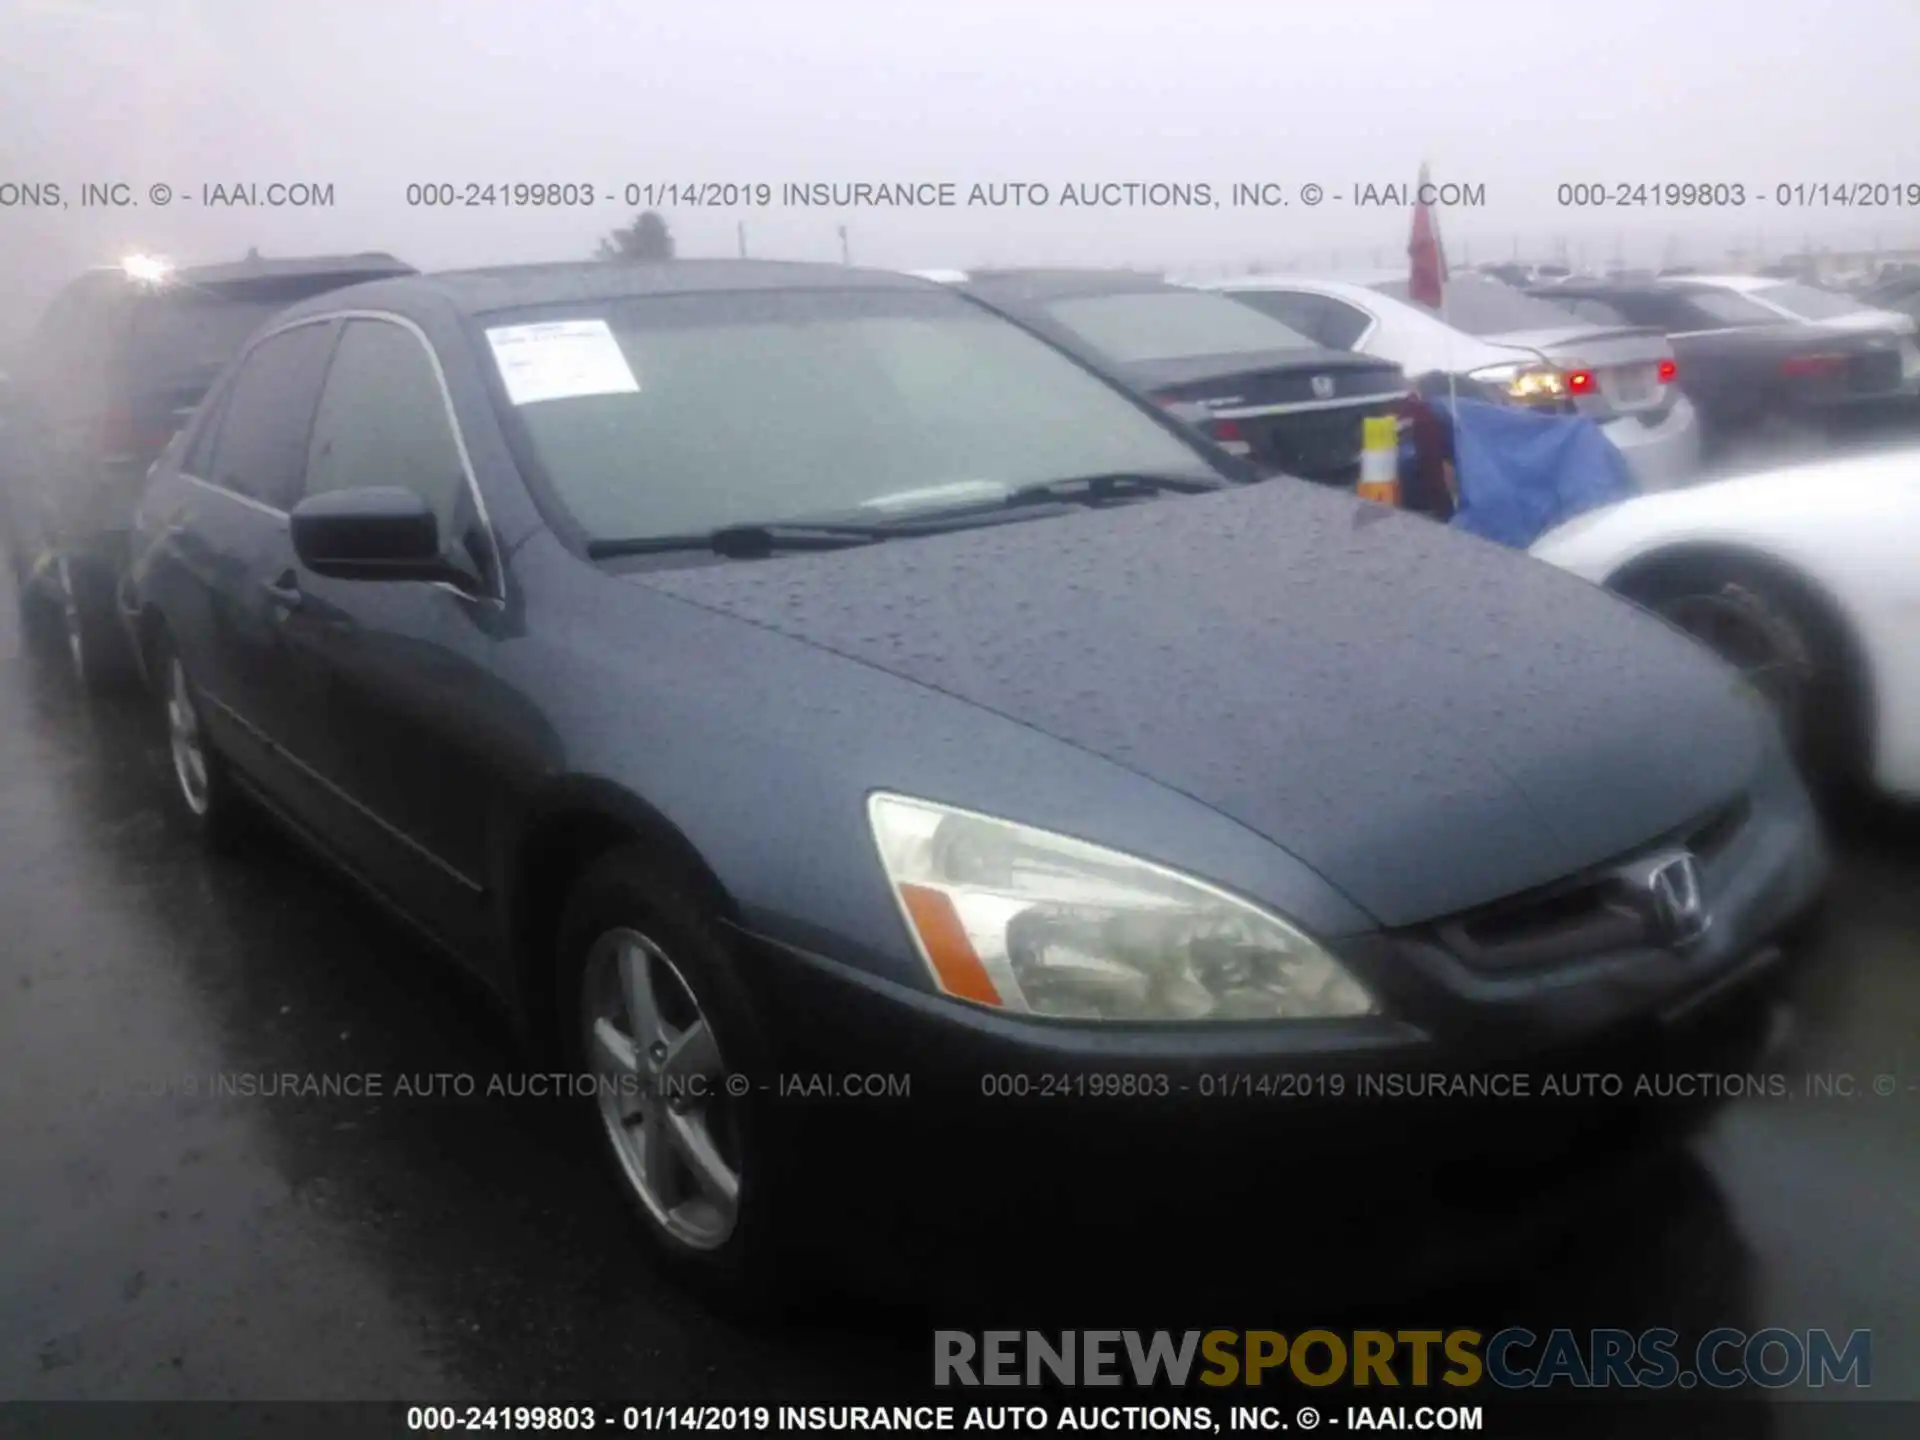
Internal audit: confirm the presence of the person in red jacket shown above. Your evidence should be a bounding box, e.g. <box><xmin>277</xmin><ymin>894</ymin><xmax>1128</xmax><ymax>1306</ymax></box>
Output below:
<box><xmin>1397</xmin><ymin>375</ymin><xmax>1460</xmax><ymax>520</ymax></box>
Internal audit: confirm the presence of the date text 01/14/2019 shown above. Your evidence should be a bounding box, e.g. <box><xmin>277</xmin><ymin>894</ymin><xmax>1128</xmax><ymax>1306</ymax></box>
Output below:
<box><xmin>1556</xmin><ymin>180</ymin><xmax>1920</xmax><ymax>207</ymax></box>
<box><xmin>976</xmin><ymin>1071</ymin><xmax>1350</xmax><ymax>1099</ymax></box>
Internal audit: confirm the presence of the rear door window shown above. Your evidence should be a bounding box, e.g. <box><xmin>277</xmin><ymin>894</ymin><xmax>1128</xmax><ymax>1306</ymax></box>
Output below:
<box><xmin>203</xmin><ymin>321</ymin><xmax>339</xmax><ymax>509</ymax></box>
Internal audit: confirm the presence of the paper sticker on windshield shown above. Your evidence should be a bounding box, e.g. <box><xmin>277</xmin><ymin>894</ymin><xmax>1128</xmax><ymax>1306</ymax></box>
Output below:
<box><xmin>484</xmin><ymin>319</ymin><xmax>639</xmax><ymax>405</ymax></box>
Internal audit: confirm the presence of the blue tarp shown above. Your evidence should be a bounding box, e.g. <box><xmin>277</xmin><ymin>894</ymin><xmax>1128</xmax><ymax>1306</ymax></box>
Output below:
<box><xmin>1427</xmin><ymin>397</ymin><xmax>1637</xmax><ymax>549</ymax></box>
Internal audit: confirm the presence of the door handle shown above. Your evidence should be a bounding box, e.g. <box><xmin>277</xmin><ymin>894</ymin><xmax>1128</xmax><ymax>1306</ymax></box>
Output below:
<box><xmin>262</xmin><ymin>573</ymin><xmax>303</xmax><ymax>612</ymax></box>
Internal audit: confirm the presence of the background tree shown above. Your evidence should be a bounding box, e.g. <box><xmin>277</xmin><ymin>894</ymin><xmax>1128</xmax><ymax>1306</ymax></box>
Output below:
<box><xmin>595</xmin><ymin>211</ymin><xmax>675</xmax><ymax>262</ymax></box>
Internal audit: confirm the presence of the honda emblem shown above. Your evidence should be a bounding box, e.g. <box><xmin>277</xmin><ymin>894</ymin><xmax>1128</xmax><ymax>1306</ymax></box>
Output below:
<box><xmin>1646</xmin><ymin>852</ymin><xmax>1710</xmax><ymax>945</ymax></box>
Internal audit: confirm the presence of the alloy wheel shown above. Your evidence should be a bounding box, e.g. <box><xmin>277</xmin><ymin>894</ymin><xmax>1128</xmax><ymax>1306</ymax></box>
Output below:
<box><xmin>166</xmin><ymin>657</ymin><xmax>212</xmax><ymax>817</ymax></box>
<box><xmin>581</xmin><ymin>927</ymin><xmax>741</xmax><ymax>1251</ymax></box>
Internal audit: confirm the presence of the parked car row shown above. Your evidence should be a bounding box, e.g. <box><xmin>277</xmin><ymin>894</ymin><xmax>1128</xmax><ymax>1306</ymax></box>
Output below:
<box><xmin>914</xmin><ymin>268</ymin><xmax>1411</xmax><ymax>486</ymax></box>
<box><xmin>1527</xmin><ymin>276</ymin><xmax>1920</xmax><ymax>457</ymax></box>
<box><xmin>0</xmin><ymin>251</ymin><xmax>418</xmax><ymax>685</ymax></box>
<box><xmin>1</xmin><ymin>251</ymin><xmax>1894</xmax><ymax>1309</ymax></box>
<box><xmin>1203</xmin><ymin>272</ymin><xmax>1702</xmax><ymax>492</ymax></box>
<box><xmin>923</xmin><ymin>265</ymin><xmax>1919</xmax><ymax>495</ymax></box>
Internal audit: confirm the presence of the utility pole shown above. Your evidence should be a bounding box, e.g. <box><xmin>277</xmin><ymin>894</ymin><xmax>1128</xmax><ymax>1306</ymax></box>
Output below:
<box><xmin>737</xmin><ymin>221</ymin><xmax>747</xmax><ymax>258</ymax></box>
<box><xmin>838</xmin><ymin>225</ymin><xmax>850</xmax><ymax>265</ymax></box>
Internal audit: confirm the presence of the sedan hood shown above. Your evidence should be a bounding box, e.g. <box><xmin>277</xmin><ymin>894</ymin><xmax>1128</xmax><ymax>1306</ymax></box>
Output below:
<box><xmin>633</xmin><ymin>483</ymin><xmax>1765</xmax><ymax>927</ymax></box>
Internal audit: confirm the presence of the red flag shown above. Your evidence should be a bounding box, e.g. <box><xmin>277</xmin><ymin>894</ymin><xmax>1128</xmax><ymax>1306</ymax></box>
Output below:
<box><xmin>1408</xmin><ymin>161</ymin><xmax>1448</xmax><ymax>310</ymax></box>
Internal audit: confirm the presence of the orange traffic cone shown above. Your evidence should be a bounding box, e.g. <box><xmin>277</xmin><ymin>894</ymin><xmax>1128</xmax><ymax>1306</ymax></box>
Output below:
<box><xmin>1356</xmin><ymin>415</ymin><xmax>1401</xmax><ymax>506</ymax></box>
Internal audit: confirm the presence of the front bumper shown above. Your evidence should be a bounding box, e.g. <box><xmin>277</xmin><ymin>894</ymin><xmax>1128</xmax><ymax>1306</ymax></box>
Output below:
<box><xmin>742</xmin><ymin>764</ymin><xmax>1824</xmax><ymax>1084</ymax></box>
<box><xmin>730</xmin><ymin>754</ymin><xmax>1826</xmax><ymax>1208</ymax></box>
<box><xmin>739</xmin><ymin>908</ymin><xmax>1815</xmax><ymax>1284</ymax></box>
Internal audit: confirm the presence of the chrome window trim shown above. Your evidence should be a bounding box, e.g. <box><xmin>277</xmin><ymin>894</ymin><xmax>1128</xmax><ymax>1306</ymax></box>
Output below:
<box><xmin>187</xmin><ymin>308</ymin><xmax>506</xmax><ymax>605</ymax></box>
<box><xmin>1205</xmin><ymin>389</ymin><xmax>1411</xmax><ymax>420</ymax></box>
<box><xmin>181</xmin><ymin>470</ymin><xmax>288</xmax><ymax>519</ymax></box>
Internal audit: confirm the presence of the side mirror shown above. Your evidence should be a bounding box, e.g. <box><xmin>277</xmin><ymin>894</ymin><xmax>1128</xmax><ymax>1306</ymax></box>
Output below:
<box><xmin>290</xmin><ymin>486</ymin><xmax>476</xmax><ymax>589</ymax></box>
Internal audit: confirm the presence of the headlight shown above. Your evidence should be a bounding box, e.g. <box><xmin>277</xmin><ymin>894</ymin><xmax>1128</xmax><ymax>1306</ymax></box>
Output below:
<box><xmin>868</xmin><ymin>793</ymin><xmax>1377</xmax><ymax>1021</ymax></box>
<box><xmin>1468</xmin><ymin>362</ymin><xmax>1568</xmax><ymax>403</ymax></box>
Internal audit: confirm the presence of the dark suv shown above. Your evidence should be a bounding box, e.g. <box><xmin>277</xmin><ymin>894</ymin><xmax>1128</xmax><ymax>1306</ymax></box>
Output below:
<box><xmin>1</xmin><ymin>251</ymin><xmax>415</xmax><ymax>687</ymax></box>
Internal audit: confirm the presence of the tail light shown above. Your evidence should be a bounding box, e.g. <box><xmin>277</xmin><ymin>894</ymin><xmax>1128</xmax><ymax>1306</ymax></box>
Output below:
<box><xmin>1657</xmin><ymin>359</ymin><xmax>1678</xmax><ymax>383</ymax></box>
<box><xmin>1208</xmin><ymin>418</ymin><xmax>1253</xmax><ymax>457</ymax></box>
<box><xmin>1467</xmin><ymin>363</ymin><xmax>1570</xmax><ymax>404</ymax></box>
<box><xmin>1780</xmin><ymin>353</ymin><xmax>1847</xmax><ymax>378</ymax></box>
<box><xmin>1565</xmin><ymin>369</ymin><xmax>1596</xmax><ymax>396</ymax></box>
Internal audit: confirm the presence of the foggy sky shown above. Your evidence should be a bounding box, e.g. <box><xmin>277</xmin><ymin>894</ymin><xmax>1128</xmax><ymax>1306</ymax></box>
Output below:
<box><xmin>4</xmin><ymin>0</ymin><xmax>1919</xmax><ymax>341</ymax></box>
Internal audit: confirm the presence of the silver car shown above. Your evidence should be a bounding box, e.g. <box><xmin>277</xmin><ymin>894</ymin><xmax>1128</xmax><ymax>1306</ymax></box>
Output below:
<box><xmin>1195</xmin><ymin>273</ymin><xmax>1703</xmax><ymax>491</ymax></box>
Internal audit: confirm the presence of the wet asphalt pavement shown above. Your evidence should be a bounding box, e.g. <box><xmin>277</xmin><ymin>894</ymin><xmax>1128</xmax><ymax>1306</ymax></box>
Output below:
<box><xmin>0</xmin><ymin>576</ymin><xmax>1916</xmax><ymax>1431</ymax></box>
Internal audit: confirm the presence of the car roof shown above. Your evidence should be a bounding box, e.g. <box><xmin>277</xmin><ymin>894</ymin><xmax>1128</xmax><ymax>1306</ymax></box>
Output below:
<box><xmin>1202</xmin><ymin>273</ymin><xmax>1408</xmax><ymax>304</ymax></box>
<box><xmin>1198</xmin><ymin>276</ymin><xmax>1382</xmax><ymax>299</ymax></box>
<box><xmin>167</xmin><ymin>251</ymin><xmax>415</xmax><ymax>286</ymax></box>
<box><xmin>270</xmin><ymin>258</ymin><xmax>942</xmax><ymax>324</ymax></box>
<box><xmin>1211</xmin><ymin>269</ymin><xmax>1407</xmax><ymax>291</ymax></box>
<box><xmin>65</xmin><ymin>252</ymin><xmax>414</xmax><ymax>300</ymax></box>
<box><xmin>1662</xmin><ymin>274</ymin><xmax>1775</xmax><ymax>291</ymax></box>
<box><xmin>957</xmin><ymin>268</ymin><xmax>1175</xmax><ymax>298</ymax></box>
<box><xmin>1523</xmin><ymin>280</ymin><xmax>1660</xmax><ymax>296</ymax></box>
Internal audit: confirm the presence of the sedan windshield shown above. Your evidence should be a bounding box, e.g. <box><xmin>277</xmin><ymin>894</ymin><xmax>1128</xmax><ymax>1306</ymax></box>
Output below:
<box><xmin>1664</xmin><ymin>288</ymin><xmax>1780</xmax><ymax>326</ymax></box>
<box><xmin>1041</xmin><ymin>289</ymin><xmax>1319</xmax><ymax>362</ymax></box>
<box><xmin>1752</xmin><ymin>281</ymin><xmax>1871</xmax><ymax>321</ymax></box>
<box><xmin>1370</xmin><ymin>275</ymin><xmax>1589</xmax><ymax>336</ymax></box>
<box><xmin>484</xmin><ymin>287</ymin><xmax>1221</xmax><ymax>544</ymax></box>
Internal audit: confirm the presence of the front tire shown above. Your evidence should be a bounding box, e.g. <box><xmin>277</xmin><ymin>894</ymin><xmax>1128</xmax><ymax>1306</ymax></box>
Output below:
<box><xmin>1622</xmin><ymin>558</ymin><xmax>1863</xmax><ymax>790</ymax></box>
<box><xmin>555</xmin><ymin>848</ymin><xmax>790</xmax><ymax>1308</ymax></box>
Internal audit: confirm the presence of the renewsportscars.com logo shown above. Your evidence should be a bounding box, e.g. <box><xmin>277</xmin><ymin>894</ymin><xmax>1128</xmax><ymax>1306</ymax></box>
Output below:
<box><xmin>933</xmin><ymin>1328</ymin><xmax>1872</xmax><ymax>1390</ymax></box>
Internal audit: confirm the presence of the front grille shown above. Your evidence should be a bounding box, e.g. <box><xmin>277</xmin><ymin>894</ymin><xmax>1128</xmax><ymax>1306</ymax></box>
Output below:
<box><xmin>1422</xmin><ymin>797</ymin><xmax>1752</xmax><ymax>974</ymax></box>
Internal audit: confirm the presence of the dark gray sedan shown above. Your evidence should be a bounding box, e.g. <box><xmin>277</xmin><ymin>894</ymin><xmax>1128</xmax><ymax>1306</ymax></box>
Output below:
<box><xmin>121</xmin><ymin>260</ymin><xmax>1827</xmax><ymax>1301</ymax></box>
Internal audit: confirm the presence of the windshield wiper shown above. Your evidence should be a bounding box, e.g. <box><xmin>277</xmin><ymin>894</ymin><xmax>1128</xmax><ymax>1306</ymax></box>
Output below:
<box><xmin>1000</xmin><ymin>471</ymin><xmax>1233</xmax><ymax>506</ymax></box>
<box><xmin>587</xmin><ymin>522</ymin><xmax>890</xmax><ymax>560</ymax></box>
<box><xmin>587</xmin><ymin>473</ymin><xmax>1234</xmax><ymax>559</ymax></box>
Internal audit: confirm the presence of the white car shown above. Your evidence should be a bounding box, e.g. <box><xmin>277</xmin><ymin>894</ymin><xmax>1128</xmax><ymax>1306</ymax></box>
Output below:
<box><xmin>1530</xmin><ymin>447</ymin><xmax>1920</xmax><ymax>801</ymax></box>
<box><xmin>1197</xmin><ymin>273</ymin><xmax>1703</xmax><ymax>492</ymax></box>
<box><xmin>1666</xmin><ymin>274</ymin><xmax>1920</xmax><ymax>345</ymax></box>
